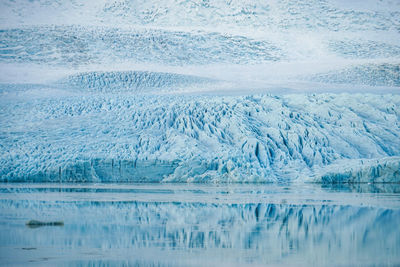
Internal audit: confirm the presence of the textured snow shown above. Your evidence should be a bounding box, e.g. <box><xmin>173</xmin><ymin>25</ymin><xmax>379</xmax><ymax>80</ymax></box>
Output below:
<box><xmin>0</xmin><ymin>26</ymin><xmax>282</xmax><ymax>66</ymax></box>
<box><xmin>58</xmin><ymin>71</ymin><xmax>215</xmax><ymax>93</ymax></box>
<box><xmin>0</xmin><ymin>0</ymin><xmax>399</xmax><ymax>183</ymax></box>
<box><xmin>308</xmin><ymin>63</ymin><xmax>400</xmax><ymax>87</ymax></box>
<box><xmin>1</xmin><ymin>91</ymin><xmax>399</xmax><ymax>183</ymax></box>
<box><xmin>1</xmin><ymin>0</ymin><xmax>399</xmax><ymax>32</ymax></box>
<box><xmin>306</xmin><ymin>157</ymin><xmax>400</xmax><ymax>183</ymax></box>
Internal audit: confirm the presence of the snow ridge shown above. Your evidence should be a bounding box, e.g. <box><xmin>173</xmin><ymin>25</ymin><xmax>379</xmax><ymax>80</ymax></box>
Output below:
<box><xmin>58</xmin><ymin>71</ymin><xmax>214</xmax><ymax>93</ymax></box>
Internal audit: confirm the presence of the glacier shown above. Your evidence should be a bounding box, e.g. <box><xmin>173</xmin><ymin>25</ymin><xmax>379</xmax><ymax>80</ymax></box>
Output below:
<box><xmin>1</xmin><ymin>1</ymin><xmax>400</xmax><ymax>266</ymax></box>
<box><xmin>0</xmin><ymin>0</ymin><xmax>400</xmax><ymax>183</ymax></box>
<box><xmin>1</xmin><ymin>90</ymin><xmax>399</xmax><ymax>183</ymax></box>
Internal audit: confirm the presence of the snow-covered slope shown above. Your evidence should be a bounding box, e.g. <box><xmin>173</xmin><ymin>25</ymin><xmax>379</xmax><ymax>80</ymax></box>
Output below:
<box><xmin>1</xmin><ymin>0</ymin><xmax>399</xmax><ymax>31</ymax></box>
<box><xmin>0</xmin><ymin>26</ymin><xmax>282</xmax><ymax>66</ymax></box>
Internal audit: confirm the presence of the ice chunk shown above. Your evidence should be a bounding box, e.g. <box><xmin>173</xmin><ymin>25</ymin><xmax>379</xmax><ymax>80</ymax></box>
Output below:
<box><xmin>302</xmin><ymin>156</ymin><xmax>400</xmax><ymax>183</ymax></box>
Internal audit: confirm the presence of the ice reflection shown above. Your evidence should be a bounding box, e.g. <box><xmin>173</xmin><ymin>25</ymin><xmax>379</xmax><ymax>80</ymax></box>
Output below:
<box><xmin>321</xmin><ymin>182</ymin><xmax>400</xmax><ymax>193</ymax></box>
<box><xmin>0</xmin><ymin>183</ymin><xmax>399</xmax><ymax>266</ymax></box>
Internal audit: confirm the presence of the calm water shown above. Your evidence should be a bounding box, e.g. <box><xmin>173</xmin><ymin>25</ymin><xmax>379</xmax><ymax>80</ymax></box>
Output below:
<box><xmin>0</xmin><ymin>183</ymin><xmax>399</xmax><ymax>266</ymax></box>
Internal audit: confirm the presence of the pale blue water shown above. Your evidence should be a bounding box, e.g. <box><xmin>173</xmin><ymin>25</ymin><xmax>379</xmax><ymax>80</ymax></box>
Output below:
<box><xmin>0</xmin><ymin>183</ymin><xmax>399</xmax><ymax>266</ymax></box>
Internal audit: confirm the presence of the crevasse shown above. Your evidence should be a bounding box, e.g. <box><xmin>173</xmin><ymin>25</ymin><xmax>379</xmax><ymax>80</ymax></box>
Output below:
<box><xmin>1</xmin><ymin>91</ymin><xmax>399</xmax><ymax>183</ymax></box>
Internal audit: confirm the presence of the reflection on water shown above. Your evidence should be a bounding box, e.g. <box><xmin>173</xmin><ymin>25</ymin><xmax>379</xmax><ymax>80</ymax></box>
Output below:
<box><xmin>0</xmin><ymin>183</ymin><xmax>399</xmax><ymax>266</ymax></box>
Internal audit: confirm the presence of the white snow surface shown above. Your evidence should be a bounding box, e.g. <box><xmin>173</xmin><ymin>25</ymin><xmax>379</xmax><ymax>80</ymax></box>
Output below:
<box><xmin>0</xmin><ymin>0</ymin><xmax>399</xmax><ymax>183</ymax></box>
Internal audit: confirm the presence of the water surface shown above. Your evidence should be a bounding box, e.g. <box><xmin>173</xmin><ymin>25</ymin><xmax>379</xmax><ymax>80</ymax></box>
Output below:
<box><xmin>0</xmin><ymin>183</ymin><xmax>399</xmax><ymax>266</ymax></box>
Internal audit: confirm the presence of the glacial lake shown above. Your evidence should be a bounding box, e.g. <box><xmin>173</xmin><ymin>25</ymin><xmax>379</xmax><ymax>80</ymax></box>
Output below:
<box><xmin>0</xmin><ymin>183</ymin><xmax>399</xmax><ymax>266</ymax></box>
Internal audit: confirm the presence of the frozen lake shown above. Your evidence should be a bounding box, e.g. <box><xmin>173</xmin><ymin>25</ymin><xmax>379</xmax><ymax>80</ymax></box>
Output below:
<box><xmin>0</xmin><ymin>182</ymin><xmax>399</xmax><ymax>266</ymax></box>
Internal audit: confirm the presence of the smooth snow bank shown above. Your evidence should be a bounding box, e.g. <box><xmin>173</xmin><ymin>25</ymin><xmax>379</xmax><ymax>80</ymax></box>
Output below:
<box><xmin>1</xmin><ymin>93</ymin><xmax>399</xmax><ymax>183</ymax></box>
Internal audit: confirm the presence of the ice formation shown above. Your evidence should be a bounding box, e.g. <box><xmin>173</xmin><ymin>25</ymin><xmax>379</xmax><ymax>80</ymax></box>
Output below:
<box><xmin>1</xmin><ymin>91</ymin><xmax>399</xmax><ymax>183</ymax></box>
<box><xmin>0</xmin><ymin>0</ymin><xmax>399</xmax><ymax>183</ymax></box>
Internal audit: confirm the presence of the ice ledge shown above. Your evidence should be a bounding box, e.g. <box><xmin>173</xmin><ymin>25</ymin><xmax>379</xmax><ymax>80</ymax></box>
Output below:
<box><xmin>0</xmin><ymin>157</ymin><xmax>275</xmax><ymax>183</ymax></box>
<box><xmin>302</xmin><ymin>156</ymin><xmax>400</xmax><ymax>183</ymax></box>
<box><xmin>2</xmin><ymin>156</ymin><xmax>399</xmax><ymax>183</ymax></box>
<box><xmin>0</xmin><ymin>159</ymin><xmax>179</xmax><ymax>183</ymax></box>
